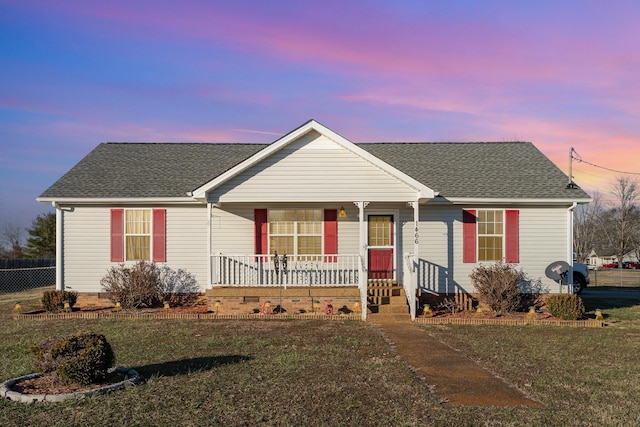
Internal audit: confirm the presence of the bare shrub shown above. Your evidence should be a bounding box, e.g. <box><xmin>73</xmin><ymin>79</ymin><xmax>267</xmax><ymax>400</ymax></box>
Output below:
<box><xmin>470</xmin><ymin>261</ymin><xmax>526</xmax><ymax>315</ymax></box>
<box><xmin>101</xmin><ymin>261</ymin><xmax>160</xmax><ymax>309</ymax></box>
<box><xmin>157</xmin><ymin>265</ymin><xmax>200</xmax><ymax>307</ymax></box>
<box><xmin>101</xmin><ymin>262</ymin><xmax>200</xmax><ymax>309</ymax></box>
<box><xmin>437</xmin><ymin>297</ymin><xmax>462</xmax><ymax>314</ymax></box>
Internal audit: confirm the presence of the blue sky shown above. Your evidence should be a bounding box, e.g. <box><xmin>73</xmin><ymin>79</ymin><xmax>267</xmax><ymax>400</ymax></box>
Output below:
<box><xmin>2</xmin><ymin>0</ymin><xmax>640</xmax><ymax>238</ymax></box>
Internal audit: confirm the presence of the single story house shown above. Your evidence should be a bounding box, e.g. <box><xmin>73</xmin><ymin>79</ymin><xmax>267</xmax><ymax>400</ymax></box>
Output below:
<box><xmin>38</xmin><ymin>120</ymin><xmax>591</xmax><ymax>319</ymax></box>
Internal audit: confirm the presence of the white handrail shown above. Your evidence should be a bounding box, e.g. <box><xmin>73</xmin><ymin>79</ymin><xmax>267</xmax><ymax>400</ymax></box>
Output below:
<box><xmin>211</xmin><ymin>254</ymin><xmax>360</xmax><ymax>287</ymax></box>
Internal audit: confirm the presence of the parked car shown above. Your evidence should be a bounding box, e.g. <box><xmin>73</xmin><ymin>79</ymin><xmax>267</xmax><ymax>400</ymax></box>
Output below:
<box><xmin>623</xmin><ymin>262</ymin><xmax>640</xmax><ymax>269</ymax></box>
<box><xmin>602</xmin><ymin>262</ymin><xmax>619</xmax><ymax>269</ymax></box>
<box><xmin>571</xmin><ymin>262</ymin><xmax>590</xmax><ymax>294</ymax></box>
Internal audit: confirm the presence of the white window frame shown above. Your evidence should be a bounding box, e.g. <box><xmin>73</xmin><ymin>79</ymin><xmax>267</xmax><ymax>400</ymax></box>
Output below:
<box><xmin>477</xmin><ymin>209</ymin><xmax>505</xmax><ymax>262</ymax></box>
<box><xmin>268</xmin><ymin>208</ymin><xmax>323</xmax><ymax>256</ymax></box>
<box><xmin>125</xmin><ymin>208</ymin><xmax>152</xmax><ymax>261</ymax></box>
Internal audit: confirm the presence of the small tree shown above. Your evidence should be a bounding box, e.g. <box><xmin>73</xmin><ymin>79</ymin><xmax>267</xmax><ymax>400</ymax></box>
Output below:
<box><xmin>0</xmin><ymin>224</ymin><xmax>23</xmax><ymax>259</ymax></box>
<box><xmin>470</xmin><ymin>261</ymin><xmax>527</xmax><ymax>315</ymax></box>
<box><xmin>598</xmin><ymin>177</ymin><xmax>640</xmax><ymax>268</ymax></box>
<box><xmin>573</xmin><ymin>192</ymin><xmax>603</xmax><ymax>263</ymax></box>
<box><xmin>25</xmin><ymin>213</ymin><xmax>56</xmax><ymax>258</ymax></box>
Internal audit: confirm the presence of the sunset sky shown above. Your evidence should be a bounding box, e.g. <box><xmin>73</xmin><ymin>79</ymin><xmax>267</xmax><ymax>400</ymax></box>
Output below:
<box><xmin>2</xmin><ymin>0</ymin><xmax>640</xmax><ymax>237</ymax></box>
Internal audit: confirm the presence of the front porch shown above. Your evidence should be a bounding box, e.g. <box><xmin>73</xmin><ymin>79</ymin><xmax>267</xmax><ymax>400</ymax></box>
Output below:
<box><xmin>208</xmin><ymin>254</ymin><xmax>415</xmax><ymax>319</ymax></box>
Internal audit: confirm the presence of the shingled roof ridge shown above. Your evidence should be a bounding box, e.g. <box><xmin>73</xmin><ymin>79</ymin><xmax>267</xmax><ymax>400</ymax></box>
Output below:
<box><xmin>356</xmin><ymin>141</ymin><xmax>531</xmax><ymax>145</ymax></box>
<box><xmin>101</xmin><ymin>141</ymin><xmax>266</xmax><ymax>145</ymax></box>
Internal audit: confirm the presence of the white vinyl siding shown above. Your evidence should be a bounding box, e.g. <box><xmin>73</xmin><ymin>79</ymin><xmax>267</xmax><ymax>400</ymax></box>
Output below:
<box><xmin>405</xmin><ymin>205</ymin><xmax>571</xmax><ymax>294</ymax></box>
<box><xmin>208</xmin><ymin>132</ymin><xmax>419</xmax><ymax>203</ymax></box>
<box><xmin>62</xmin><ymin>205</ymin><xmax>208</xmax><ymax>293</ymax></box>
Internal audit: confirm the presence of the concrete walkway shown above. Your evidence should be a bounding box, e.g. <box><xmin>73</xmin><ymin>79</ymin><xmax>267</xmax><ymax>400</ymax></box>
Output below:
<box><xmin>370</xmin><ymin>316</ymin><xmax>542</xmax><ymax>407</ymax></box>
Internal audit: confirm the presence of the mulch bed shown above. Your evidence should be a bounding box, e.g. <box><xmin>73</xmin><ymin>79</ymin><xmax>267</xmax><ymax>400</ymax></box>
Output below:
<box><xmin>11</xmin><ymin>371</ymin><xmax>127</xmax><ymax>395</ymax></box>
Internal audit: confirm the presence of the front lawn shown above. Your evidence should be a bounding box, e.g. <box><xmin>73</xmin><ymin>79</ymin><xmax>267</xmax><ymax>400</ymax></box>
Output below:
<box><xmin>1</xmin><ymin>288</ymin><xmax>639</xmax><ymax>426</ymax></box>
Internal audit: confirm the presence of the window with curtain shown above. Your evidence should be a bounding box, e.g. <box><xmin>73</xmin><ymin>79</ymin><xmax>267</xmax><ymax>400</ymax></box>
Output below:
<box><xmin>268</xmin><ymin>209</ymin><xmax>322</xmax><ymax>255</ymax></box>
<box><xmin>477</xmin><ymin>209</ymin><xmax>503</xmax><ymax>261</ymax></box>
<box><xmin>125</xmin><ymin>209</ymin><xmax>151</xmax><ymax>260</ymax></box>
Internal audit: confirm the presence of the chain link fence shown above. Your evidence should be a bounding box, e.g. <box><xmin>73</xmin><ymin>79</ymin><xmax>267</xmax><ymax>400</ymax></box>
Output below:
<box><xmin>0</xmin><ymin>259</ymin><xmax>56</xmax><ymax>294</ymax></box>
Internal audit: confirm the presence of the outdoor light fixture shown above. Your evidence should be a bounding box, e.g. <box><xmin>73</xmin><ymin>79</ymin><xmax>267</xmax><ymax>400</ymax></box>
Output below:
<box><xmin>114</xmin><ymin>301</ymin><xmax>122</xmax><ymax>312</ymax></box>
<box><xmin>164</xmin><ymin>301</ymin><xmax>170</xmax><ymax>311</ymax></box>
<box><xmin>339</xmin><ymin>206</ymin><xmax>346</xmax><ymax>217</ymax></box>
<box><xmin>13</xmin><ymin>303</ymin><xmax>22</xmax><ymax>313</ymax></box>
<box><xmin>63</xmin><ymin>300</ymin><xmax>71</xmax><ymax>312</ymax></box>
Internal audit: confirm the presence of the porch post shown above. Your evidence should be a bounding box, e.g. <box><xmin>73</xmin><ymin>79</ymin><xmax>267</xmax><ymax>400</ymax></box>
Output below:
<box><xmin>355</xmin><ymin>201</ymin><xmax>369</xmax><ymax>320</ymax></box>
<box><xmin>408</xmin><ymin>201</ymin><xmax>420</xmax><ymax>320</ymax></box>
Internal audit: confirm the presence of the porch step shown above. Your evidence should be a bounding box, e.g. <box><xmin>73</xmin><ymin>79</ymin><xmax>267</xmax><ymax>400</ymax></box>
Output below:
<box><xmin>367</xmin><ymin>284</ymin><xmax>409</xmax><ymax>315</ymax></box>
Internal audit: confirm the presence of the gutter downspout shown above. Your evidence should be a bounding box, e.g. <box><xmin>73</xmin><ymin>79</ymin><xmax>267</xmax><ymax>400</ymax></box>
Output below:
<box><xmin>568</xmin><ymin>202</ymin><xmax>577</xmax><ymax>293</ymax></box>
<box><xmin>207</xmin><ymin>202</ymin><xmax>212</xmax><ymax>289</ymax></box>
<box><xmin>52</xmin><ymin>202</ymin><xmax>63</xmax><ymax>291</ymax></box>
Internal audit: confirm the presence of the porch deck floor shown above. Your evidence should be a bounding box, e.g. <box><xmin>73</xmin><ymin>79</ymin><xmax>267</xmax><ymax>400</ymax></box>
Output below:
<box><xmin>369</xmin><ymin>315</ymin><xmax>542</xmax><ymax>407</ymax></box>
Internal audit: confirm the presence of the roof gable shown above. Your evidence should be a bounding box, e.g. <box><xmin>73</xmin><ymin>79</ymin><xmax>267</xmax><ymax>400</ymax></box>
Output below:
<box><xmin>190</xmin><ymin>120</ymin><xmax>436</xmax><ymax>201</ymax></box>
<box><xmin>206</xmin><ymin>128</ymin><xmax>429</xmax><ymax>203</ymax></box>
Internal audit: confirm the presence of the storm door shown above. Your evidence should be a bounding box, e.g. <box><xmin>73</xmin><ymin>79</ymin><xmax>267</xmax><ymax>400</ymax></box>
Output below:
<box><xmin>367</xmin><ymin>215</ymin><xmax>395</xmax><ymax>280</ymax></box>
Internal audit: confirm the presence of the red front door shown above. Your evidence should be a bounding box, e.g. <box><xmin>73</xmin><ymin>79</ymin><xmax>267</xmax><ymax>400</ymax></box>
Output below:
<box><xmin>368</xmin><ymin>215</ymin><xmax>394</xmax><ymax>280</ymax></box>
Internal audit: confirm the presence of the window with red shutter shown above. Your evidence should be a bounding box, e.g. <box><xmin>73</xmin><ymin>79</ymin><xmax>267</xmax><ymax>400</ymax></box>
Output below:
<box><xmin>505</xmin><ymin>210</ymin><xmax>519</xmax><ymax>263</ymax></box>
<box><xmin>462</xmin><ymin>209</ymin><xmax>476</xmax><ymax>263</ymax></box>
<box><xmin>152</xmin><ymin>209</ymin><xmax>166</xmax><ymax>262</ymax></box>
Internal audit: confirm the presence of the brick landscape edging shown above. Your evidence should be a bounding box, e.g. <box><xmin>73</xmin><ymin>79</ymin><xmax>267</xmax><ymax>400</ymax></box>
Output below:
<box><xmin>415</xmin><ymin>317</ymin><xmax>604</xmax><ymax>327</ymax></box>
<box><xmin>13</xmin><ymin>311</ymin><xmax>363</xmax><ymax>321</ymax></box>
<box><xmin>0</xmin><ymin>366</ymin><xmax>140</xmax><ymax>403</ymax></box>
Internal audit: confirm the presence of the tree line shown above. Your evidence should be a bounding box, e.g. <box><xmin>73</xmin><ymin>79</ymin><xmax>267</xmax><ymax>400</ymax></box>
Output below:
<box><xmin>574</xmin><ymin>176</ymin><xmax>640</xmax><ymax>266</ymax></box>
<box><xmin>0</xmin><ymin>213</ymin><xmax>56</xmax><ymax>259</ymax></box>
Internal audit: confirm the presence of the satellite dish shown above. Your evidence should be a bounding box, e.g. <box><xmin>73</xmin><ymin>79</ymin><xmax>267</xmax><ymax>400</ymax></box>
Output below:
<box><xmin>545</xmin><ymin>261</ymin><xmax>571</xmax><ymax>283</ymax></box>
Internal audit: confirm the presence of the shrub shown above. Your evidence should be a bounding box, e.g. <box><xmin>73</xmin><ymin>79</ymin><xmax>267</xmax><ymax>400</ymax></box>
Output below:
<box><xmin>469</xmin><ymin>261</ymin><xmax>526</xmax><ymax>315</ymax></box>
<box><xmin>31</xmin><ymin>332</ymin><xmax>115</xmax><ymax>385</ymax></box>
<box><xmin>101</xmin><ymin>261</ymin><xmax>200</xmax><ymax>309</ymax></box>
<box><xmin>157</xmin><ymin>265</ymin><xmax>200</xmax><ymax>307</ymax></box>
<box><xmin>42</xmin><ymin>290</ymin><xmax>78</xmax><ymax>312</ymax></box>
<box><xmin>545</xmin><ymin>294</ymin><xmax>585</xmax><ymax>320</ymax></box>
<box><xmin>101</xmin><ymin>261</ymin><xmax>161</xmax><ymax>309</ymax></box>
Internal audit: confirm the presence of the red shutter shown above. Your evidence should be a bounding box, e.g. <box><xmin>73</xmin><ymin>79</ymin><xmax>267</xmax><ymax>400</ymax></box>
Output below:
<box><xmin>324</xmin><ymin>209</ymin><xmax>338</xmax><ymax>262</ymax></box>
<box><xmin>462</xmin><ymin>209</ymin><xmax>476</xmax><ymax>263</ymax></box>
<box><xmin>152</xmin><ymin>209</ymin><xmax>166</xmax><ymax>262</ymax></box>
<box><xmin>110</xmin><ymin>209</ymin><xmax>124</xmax><ymax>262</ymax></box>
<box><xmin>505</xmin><ymin>210</ymin><xmax>519</xmax><ymax>263</ymax></box>
<box><xmin>254</xmin><ymin>209</ymin><xmax>268</xmax><ymax>256</ymax></box>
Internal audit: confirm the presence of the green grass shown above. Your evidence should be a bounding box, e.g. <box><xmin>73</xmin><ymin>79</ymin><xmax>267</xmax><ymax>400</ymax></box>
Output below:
<box><xmin>2</xmin><ymin>288</ymin><xmax>640</xmax><ymax>426</ymax></box>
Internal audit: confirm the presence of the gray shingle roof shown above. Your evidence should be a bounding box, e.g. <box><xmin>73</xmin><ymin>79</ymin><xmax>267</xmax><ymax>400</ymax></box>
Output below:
<box><xmin>40</xmin><ymin>143</ymin><xmax>267</xmax><ymax>198</ymax></box>
<box><xmin>359</xmin><ymin>141</ymin><xmax>589</xmax><ymax>199</ymax></box>
<box><xmin>40</xmin><ymin>140</ymin><xmax>590</xmax><ymax>201</ymax></box>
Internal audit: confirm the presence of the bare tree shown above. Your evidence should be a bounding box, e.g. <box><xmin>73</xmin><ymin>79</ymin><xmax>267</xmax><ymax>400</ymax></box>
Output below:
<box><xmin>0</xmin><ymin>224</ymin><xmax>24</xmax><ymax>259</ymax></box>
<box><xmin>573</xmin><ymin>192</ymin><xmax>603</xmax><ymax>263</ymax></box>
<box><xmin>598</xmin><ymin>176</ymin><xmax>640</xmax><ymax>268</ymax></box>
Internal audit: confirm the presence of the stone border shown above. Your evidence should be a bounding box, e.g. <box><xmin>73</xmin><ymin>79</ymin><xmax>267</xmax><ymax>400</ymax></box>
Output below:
<box><xmin>416</xmin><ymin>317</ymin><xmax>604</xmax><ymax>327</ymax></box>
<box><xmin>0</xmin><ymin>366</ymin><xmax>140</xmax><ymax>403</ymax></box>
<box><xmin>13</xmin><ymin>311</ymin><xmax>363</xmax><ymax>321</ymax></box>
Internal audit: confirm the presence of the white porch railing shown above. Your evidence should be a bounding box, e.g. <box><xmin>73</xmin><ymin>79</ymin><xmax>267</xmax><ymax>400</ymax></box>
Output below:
<box><xmin>211</xmin><ymin>254</ymin><xmax>360</xmax><ymax>287</ymax></box>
